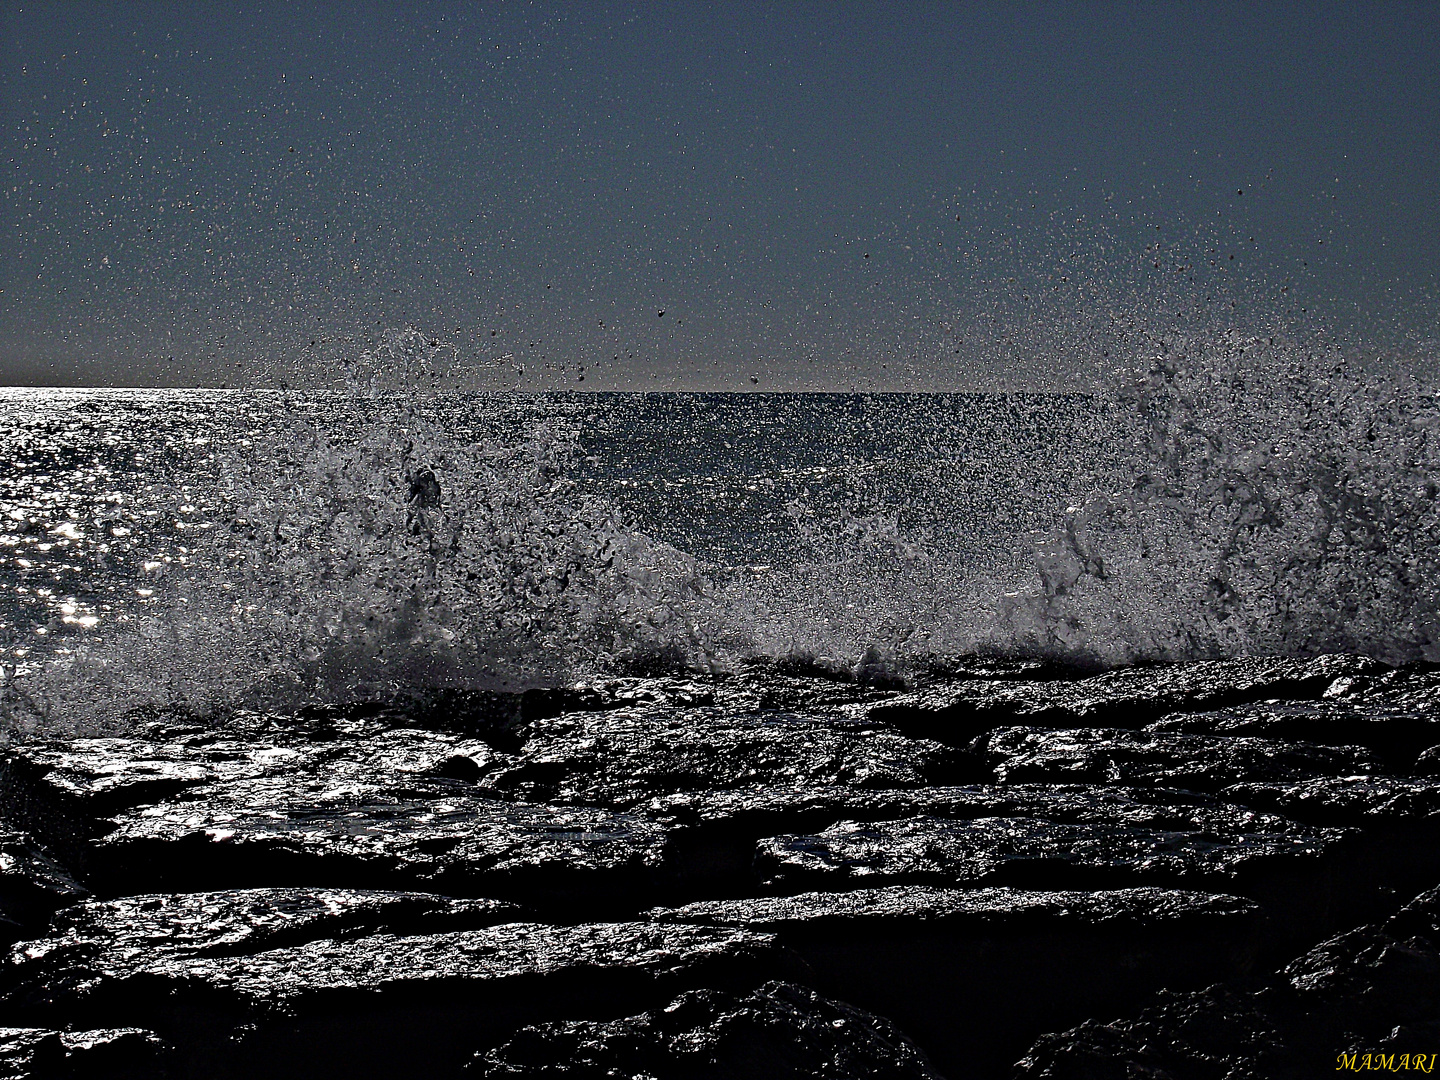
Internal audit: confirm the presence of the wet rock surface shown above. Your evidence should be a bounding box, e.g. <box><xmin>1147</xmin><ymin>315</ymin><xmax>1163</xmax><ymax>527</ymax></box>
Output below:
<box><xmin>472</xmin><ymin>980</ymin><xmax>943</xmax><ymax>1079</ymax></box>
<box><xmin>752</xmin><ymin>813</ymin><xmax>1348</xmax><ymax>925</ymax></box>
<box><xmin>89</xmin><ymin>781</ymin><xmax>671</xmax><ymax>914</ymax></box>
<box><xmin>645</xmin><ymin>886</ymin><xmax>1264</xmax><ymax>1075</ymax></box>
<box><xmin>1013</xmin><ymin>883</ymin><xmax>1440</xmax><ymax>1079</ymax></box>
<box><xmin>472</xmin><ymin>707</ymin><xmax>967</xmax><ymax>808</ymax></box>
<box><xmin>0</xmin><ymin>659</ymin><xmax>1436</xmax><ymax>1077</ymax></box>
<box><xmin>0</xmin><ymin>1026</ymin><xmax>163</xmax><ymax>1080</ymax></box>
<box><xmin>975</xmin><ymin>725</ymin><xmax>1379</xmax><ymax>789</ymax></box>
<box><xmin>868</xmin><ymin>655</ymin><xmax>1385</xmax><ymax>745</ymax></box>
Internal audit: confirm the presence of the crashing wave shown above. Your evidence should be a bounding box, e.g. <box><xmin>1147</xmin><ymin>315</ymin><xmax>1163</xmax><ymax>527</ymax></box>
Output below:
<box><xmin>997</xmin><ymin>329</ymin><xmax>1440</xmax><ymax>665</ymax></box>
<box><xmin>5</xmin><ymin>322</ymin><xmax>1438</xmax><ymax>736</ymax></box>
<box><xmin>1</xmin><ymin>336</ymin><xmax>714</xmax><ymax>734</ymax></box>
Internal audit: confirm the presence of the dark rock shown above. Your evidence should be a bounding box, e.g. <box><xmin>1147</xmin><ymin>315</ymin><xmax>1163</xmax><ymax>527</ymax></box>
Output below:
<box><xmin>0</xmin><ymin>1026</ymin><xmax>166</xmax><ymax>1080</ymax></box>
<box><xmin>1013</xmin><ymin>986</ymin><xmax>1295</xmax><ymax>1080</ymax></box>
<box><xmin>1148</xmin><ymin>701</ymin><xmax>1440</xmax><ymax>772</ymax></box>
<box><xmin>650</xmin><ymin>782</ymin><xmax>1270</xmax><ymax>834</ymax></box>
<box><xmin>0</xmin><ymin>722</ymin><xmax>511</xmax><ymax>875</ymax></box>
<box><xmin>1414</xmin><ymin>745</ymin><xmax>1440</xmax><ymax>776</ymax></box>
<box><xmin>88</xmin><ymin>780</ymin><xmax>669</xmax><ymax>913</ymax></box>
<box><xmin>0</xmin><ymin>735</ymin><xmax>322</xmax><ymax>862</ymax></box>
<box><xmin>647</xmin><ymin>883</ymin><xmax>1259</xmax><ymax>938</ymax></box>
<box><xmin>0</xmin><ymin>727</ymin><xmax>499</xmax><ymax>820</ymax></box>
<box><xmin>0</xmin><ymin>833</ymin><xmax>87</xmax><ymax>943</ymax></box>
<box><xmin>7</xmin><ymin>888</ymin><xmax>523</xmax><ymax>1007</ymax></box>
<box><xmin>648</xmin><ymin>784</ymin><xmax>1336</xmax><ymax>908</ymax></box>
<box><xmin>870</xmin><ymin>655</ymin><xmax>1386</xmax><ymax>745</ymax></box>
<box><xmin>1013</xmin><ymin>884</ymin><xmax>1440</xmax><ymax>1080</ymax></box>
<box><xmin>1283</xmin><ymin>884</ymin><xmax>1440</xmax><ymax>1030</ymax></box>
<box><xmin>471</xmin><ymin>980</ymin><xmax>941</xmax><ymax>1079</ymax></box>
<box><xmin>753</xmin><ymin>812</ymin><xmax>1349</xmax><ymax>938</ymax></box>
<box><xmin>1325</xmin><ymin>664</ymin><xmax>1440</xmax><ymax>713</ymax></box>
<box><xmin>646</xmin><ymin>885</ymin><xmax>1262</xmax><ymax>1076</ymax></box>
<box><xmin>976</xmin><ymin>726</ymin><xmax>1378</xmax><ymax>790</ymax></box>
<box><xmin>1223</xmin><ymin>775</ymin><xmax>1440</xmax><ymax>827</ymax></box>
<box><xmin>476</xmin><ymin>707</ymin><xmax>967</xmax><ymax>809</ymax></box>
<box><xmin>7</xmin><ymin>919</ymin><xmax>798</xmax><ymax>1080</ymax></box>
<box><xmin>1224</xmin><ymin>776</ymin><xmax>1440</xmax><ymax>912</ymax></box>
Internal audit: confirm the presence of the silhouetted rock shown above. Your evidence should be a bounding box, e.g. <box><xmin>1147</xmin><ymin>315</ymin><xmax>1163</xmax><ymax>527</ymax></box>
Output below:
<box><xmin>1414</xmin><ymin>745</ymin><xmax>1440</xmax><ymax>776</ymax></box>
<box><xmin>471</xmin><ymin>980</ymin><xmax>941</xmax><ymax>1079</ymax></box>
<box><xmin>1148</xmin><ymin>701</ymin><xmax>1440</xmax><ymax>772</ymax></box>
<box><xmin>646</xmin><ymin>885</ymin><xmax>1262</xmax><ymax>1076</ymax></box>
<box><xmin>1013</xmin><ymin>884</ymin><xmax>1440</xmax><ymax>1080</ymax></box>
<box><xmin>1013</xmin><ymin>986</ymin><xmax>1293</xmax><ymax>1080</ymax></box>
<box><xmin>754</xmin><ymin>812</ymin><xmax>1346</xmax><ymax>910</ymax></box>
<box><xmin>1224</xmin><ymin>775</ymin><xmax>1440</xmax><ymax>913</ymax></box>
<box><xmin>0</xmin><ymin>1026</ymin><xmax>165</xmax><ymax>1080</ymax></box>
<box><xmin>870</xmin><ymin>655</ymin><xmax>1385</xmax><ymax>745</ymax></box>
<box><xmin>476</xmin><ymin>707</ymin><xmax>967</xmax><ymax>808</ymax></box>
<box><xmin>0</xmin><ymin>832</ymin><xmax>87</xmax><ymax>944</ymax></box>
<box><xmin>90</xmin><ymin>780</ymin><xmax>669</xmax><ymax>914</ymax></box>
<box><xmin>976</xmin><ymin>726</ymin><xmax>1378</xmax><ymax>789</ymax></box>
<box><xmin>7</xmin><ymin>919</ymin><xmax>797</xmax><ymax>1080</ymax></box>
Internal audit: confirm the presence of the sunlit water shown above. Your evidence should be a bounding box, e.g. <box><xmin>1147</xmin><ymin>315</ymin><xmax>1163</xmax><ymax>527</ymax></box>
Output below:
<box><xmin>0</xmin><ymin>387</ymin><xmax>1104</xmax><ymax>649</ymax></box>
<box><xmin>3</xmin><ymin>326</ymin><xmax>1438</xmax><ymax>732</ymax></box>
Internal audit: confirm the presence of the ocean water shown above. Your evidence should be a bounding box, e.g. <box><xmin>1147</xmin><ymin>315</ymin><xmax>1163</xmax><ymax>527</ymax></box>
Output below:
<box><xmin>0</xmin><ymin>387</ymin><xmax>1105</xmax><ymax>650</ymax></box>
<box><xmin>3</xmin><ymin>328</ymin><xmax>1439</xmax><ymax>731</ymax></box>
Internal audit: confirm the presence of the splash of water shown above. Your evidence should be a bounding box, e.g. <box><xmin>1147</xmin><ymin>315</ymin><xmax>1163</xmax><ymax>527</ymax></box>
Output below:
<box><xmin>997</xmin><ymin>329</ymin><xmax>1440</xmax><ymax>665</ymax></box>
<box><xmin>709</xmin><ymin>325</ymin><xmax>1440</xmax><ymax>674</ymax></box>
<box><xmin>5</xmin><ymin>322</ymin><xmax>1438</xmax><ymax>736</ymax></box>
<box><xmin>1</xmin><ymin>337</ymin><xmax>713</xmax><ymax>734</ymax></box>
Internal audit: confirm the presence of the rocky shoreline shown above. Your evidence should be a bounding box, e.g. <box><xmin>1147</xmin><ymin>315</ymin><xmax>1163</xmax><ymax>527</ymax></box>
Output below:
<box><xmin>0</xmin><ymin>655</ymin><xmax>1437</xmax><ymax>1077</ymax></box>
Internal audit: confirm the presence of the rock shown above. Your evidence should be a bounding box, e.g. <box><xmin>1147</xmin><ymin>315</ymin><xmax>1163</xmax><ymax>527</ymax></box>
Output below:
<box><xmin>1414</xmin><ymin>745</ymin><xmax>1440</xmax><ymax>776</ymax></box>
<box><xmin>646</xmin><ymin>886</ymin><xmax>1262</xmax><ymax>1076</ymax></box>
<box><xmin>0</xmin><ymin>735</ymin><xmax>318</xmax><ymax>863</ymax></box>
<box><xmin>7</xmin><ymin>659</ymin><xmax>1440</xmax><ymax>1077</ymax></box>
<box><xmin>753</xmin><ymin>812</ymin><xmax>1348</xmax><ymax>930</ymax></box>
<box><xmin>0</xmin><ymin>1026</ymin><xmax>165</xmax><ymax>1080</ymax></box>
<box><xmin>0</xmin><ymin>724</ymin><xmax>507</xmax><ymax>866</ymax></box>
<box><xmin>0</xmin><ymin>833</ymin><xmax>87</xmax><ymax>944</ymax></box>
<box><xmin>1148</xmin><ymin>701</ymin><xmax>1440</xmax><ymax>772</ymax></box>
<box><xmin>1283</xmin><ymin>884</ymin><xmax>1440</xmax><ymax>1030</ymax></box>
<box><xmin>1224</xmin><ymin>776</ymin><xmax>1440</xmax><ymax>912</ymax></box>
<box><xmin>650</xmin><ymin>782</ymin><xmax>1270</xmax><ymax>834</ymax></box>
<box><xmin>7</xmin><ymin>888</ymin><xmax>524</xmax><ymax>1008</ymax></box>
<box><xmin>648</xmin><ymin>784</ymin><xmax>1331</xmax><ymax>904</ymax></box>
<box><xmin>89</xmin><ymin>780</ymin><xmax>670</xmax><ymax>914</ymax></box>
<box><xmin>7</xmin><ymin>920</ymin><xmax>798</xmax><ymax>1080</ymax></box>
<box><xmin>1012</xmin><ymin>883</ymin><xmax>1440</xmax><ymax>1080</ymax></box>
<box><xmin>1326</xmin><ymin>665</ymin><xmax>1440</xmax><ymax>713</ymax></box>
<box><xmin>1223</xmin><ymin>775</ymin><xmax>1440</xmax><ymax>827</ymax></box>
<box><xmin>421</xmin><ymin>672</ymin><xmax>901</xmax><ymax>742</ymax></box>
<box><xmin>976</xmin><ymin>726</ymin><xmax>1378</xmax><ymax>790</ymax></box>
<box><xmin>1013</xmin><ymin>986</ymin><xmax>1295</xmax><ymax>1080</ymax></box>
<box><xmin>870</xmin><ymin>655</ymin><xmax>1386</xmax><ymax>745</ymax></box>
<box><xmin>646</xmin><ymin>883</ymin><xmax>1259</xmax><ymax>938</ymax></box>
<box><xmin>471</xmin><ymin>980</ymin><xmax>941</xmax><ymax>1079</ymax></box>
<box><xmin>475</xmin><ymin>707</ymin><xmax>968</xmax><ymax>809</ymax></box>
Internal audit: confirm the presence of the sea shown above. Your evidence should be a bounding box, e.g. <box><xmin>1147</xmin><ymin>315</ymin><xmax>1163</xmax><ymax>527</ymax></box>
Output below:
<box><xmin>2</xmin><ymin>329</ymin><xmax>1438</xmax><ymax>732</ymax></box>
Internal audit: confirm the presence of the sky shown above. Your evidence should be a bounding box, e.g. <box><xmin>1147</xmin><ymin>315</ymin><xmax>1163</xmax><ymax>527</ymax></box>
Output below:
<box><xmin>2</xmin><ymin>1</ymin><xmax>1438</xmax><ymax>390</ymax></box>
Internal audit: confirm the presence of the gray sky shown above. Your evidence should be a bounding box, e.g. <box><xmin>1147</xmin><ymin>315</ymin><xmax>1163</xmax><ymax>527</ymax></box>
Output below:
<box><xmin>3</xmin><ymin>1</ymin><xmax>1438</xmax><ymax>389</ymax></box>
